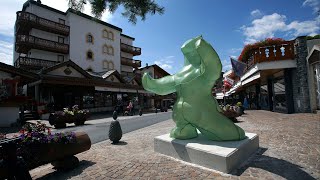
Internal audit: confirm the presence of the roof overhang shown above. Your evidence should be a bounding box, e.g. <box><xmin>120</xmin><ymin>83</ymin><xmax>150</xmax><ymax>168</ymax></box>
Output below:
<box><xmin>307</xmin><ymin>45</ymin><xmax>320</xmax><ymax>64</ymax></box>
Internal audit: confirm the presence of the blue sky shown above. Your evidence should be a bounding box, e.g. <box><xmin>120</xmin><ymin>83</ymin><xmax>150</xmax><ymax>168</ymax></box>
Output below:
<box><xmin>0</xmin><ymin>0</ymin><xmax>319</xmax><ymax>74</ymax></box>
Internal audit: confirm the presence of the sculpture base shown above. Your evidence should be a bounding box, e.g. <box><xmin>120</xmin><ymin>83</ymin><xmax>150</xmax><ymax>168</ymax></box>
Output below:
<box><xmin>154</xmin><ymin>132</ymin><xmax>259</xmax><ymax>173</ymax></box>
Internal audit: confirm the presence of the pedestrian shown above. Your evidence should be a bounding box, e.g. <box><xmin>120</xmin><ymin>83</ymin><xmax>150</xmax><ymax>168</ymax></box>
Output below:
<box><xmin>243</xmin><ymin>96</ymin><xmax>249</xmax><ymax>110</ymax></box>
<box><xmin>128</xmin><ymin>100</ymin><xmax>133</xmax><ymax>115</ymax></box>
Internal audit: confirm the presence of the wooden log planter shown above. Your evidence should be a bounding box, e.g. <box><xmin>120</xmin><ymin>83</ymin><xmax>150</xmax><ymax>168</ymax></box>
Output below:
<box><xmin>0</xmin><ymin>132</ymin><xmax>91</xmax><ymax>178</ymax></box>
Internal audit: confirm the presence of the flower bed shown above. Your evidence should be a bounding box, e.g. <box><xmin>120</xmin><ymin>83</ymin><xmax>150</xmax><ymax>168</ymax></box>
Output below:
<box><xmin>238</xmin><ymin>38</ymin><xmax>287</xmax><ymax>62</ymax></box>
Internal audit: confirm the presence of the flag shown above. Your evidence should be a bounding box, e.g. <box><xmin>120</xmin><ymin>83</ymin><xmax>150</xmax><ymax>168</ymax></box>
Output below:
<box><xmin>230</xmin><ymin>57</ymin><xmax>246</xmax><ymax>77</ymax></box>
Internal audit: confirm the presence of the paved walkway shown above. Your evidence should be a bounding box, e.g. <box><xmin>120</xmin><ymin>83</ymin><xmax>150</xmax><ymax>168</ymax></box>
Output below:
<box><xmin>30</xmin><ymin>110</ymin><xmax>320</xmax><ymax>179</ymax></box>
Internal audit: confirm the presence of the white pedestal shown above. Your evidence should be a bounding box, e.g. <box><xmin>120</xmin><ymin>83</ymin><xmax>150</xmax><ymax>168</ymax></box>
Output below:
<box><xmin>154</xmin><ymin>132</ymin><xmax>259</xmax><ymax>173</ymax></box>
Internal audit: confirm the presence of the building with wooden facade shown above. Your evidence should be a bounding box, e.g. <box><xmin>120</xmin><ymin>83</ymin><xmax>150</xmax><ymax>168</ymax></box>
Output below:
<box><xmin>218</xmin><ymin>36</ymin><xmax>320</xmax><ymax>114</ymax></box>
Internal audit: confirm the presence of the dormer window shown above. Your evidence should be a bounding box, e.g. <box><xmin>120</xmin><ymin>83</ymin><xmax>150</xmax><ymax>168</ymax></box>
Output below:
<box><xmin>86</xmin><ymin>33</ymin><xmax>94</xmax><ymax>44</ymax></box>
<box><xmin>87</xmin><ymin>50</ymin><xmax>94</xmax><ymax>60</ymax></box>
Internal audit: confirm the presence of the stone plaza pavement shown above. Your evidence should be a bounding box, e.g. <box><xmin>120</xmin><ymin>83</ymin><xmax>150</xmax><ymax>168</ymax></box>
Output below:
<box><xmin>30</xmin><ymin>110</ymin><xmax>320</xmax><ymax>180</ymax></box>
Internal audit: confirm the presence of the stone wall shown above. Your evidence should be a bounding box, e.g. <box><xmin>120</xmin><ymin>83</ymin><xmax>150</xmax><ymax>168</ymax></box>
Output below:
<box><xmin>292</xmin><ymin>36</ymin><xmax>311</xmax><ymax>113</ymax></box>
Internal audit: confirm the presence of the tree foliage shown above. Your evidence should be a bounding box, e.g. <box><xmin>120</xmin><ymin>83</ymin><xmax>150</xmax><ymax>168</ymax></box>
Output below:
<box><xmin>67</xmin><ymin>0</ymin><xmax>165</xmax><ymax>24</ymax></box>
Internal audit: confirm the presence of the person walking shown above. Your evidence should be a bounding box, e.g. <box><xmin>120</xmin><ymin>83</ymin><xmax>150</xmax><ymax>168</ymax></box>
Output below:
<box><xmin>128</xmin><ymin>100</ymin><xmax>133</xmax><ymax>115</ymax></box>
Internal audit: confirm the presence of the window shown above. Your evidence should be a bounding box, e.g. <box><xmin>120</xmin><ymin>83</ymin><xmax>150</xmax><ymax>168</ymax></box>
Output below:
<box><xmin>108</xmin><ymin>46</ymin><xmax>114</xmax><ymax>55</ymax></box>
<box><xmin>108</xmin><ymin>61</ymin><xmax>114</xmax><ymax>70</ymax></box>
<box><xmin>102</xmin><ymin>29</ymin><xmax>114</xmax><ymax>41</ymax></box>
<box><xmin>86</xmin><ymin>33</ymin><xmax>94</xmax><ymax>44</ymax></box>
<box><xmin>103</xmin><ymin>60</ymin><xmax>109</xmax><ymax>69</ymax></box>
<box><xmin>57</xmin><ymin>55</ymin><xmax>64</xmax><ymax>62</ymax></box>
<box><xmin>103</xmin><ymin>45</ymin><xmax>114</xmax><ymax>55</ymax></box>
<box><xmin>108</xmin><ymin>31</ymin><xmax>114</xmax><ymax>40</ymax></box>
<box><xmin>58</xmin><ymin>36</ymin><xmax>64</xmax><ymax>43</ymax></box>
<box><xmin>103</xmin><ymin>45</ymin><xmax>108</xmax><ymax>53</ymax></box>
<box><xmin>83</xmin><ymin>94</ymin><xmax>94</xmax><ymax>108</ymax></box>
<box><xmin>59</xmin><ymin>18</ymin><xmax>65</xmax><ymax>24</ymax></box>
<box><xmin>103</xmin><ymin>60</ymin><xmax>114</xmax><ymax>70</ymax></box>
<box><xmin>86</xmin><ymin>50</ymin><xmax>93</xmax><ymax>60</ymax></box>
<box><xmin>103</xmin><ymin>29</ymin><xmax>109</xmax><ymax>38</ymax></box>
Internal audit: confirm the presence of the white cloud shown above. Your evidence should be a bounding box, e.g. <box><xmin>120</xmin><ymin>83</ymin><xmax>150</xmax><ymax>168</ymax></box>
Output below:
<box><xmin>303</xmin><ymin>0</ymin><xmax>320</xmax><ymax>13</ymax></box>
<box><xmin>250</xmin><ymin>9</ymin><xmax>262</xmax><ymax>17</ymax></box>
<box><xmin>0</xmin><ymin>0</ymin><xmax>113</xmax><ymax>37</ymax></box>
<box><xmin>0</xmin><ymin>40</ymin><xmax>14</xmax><ymax>65</ymax></box>
<box><xmin>228</xmin><ymin>48</ymin><xmax>242</xmax><ymax>54</ymax></box>
<box><xmin>287</xmin><ymin>20</ymin><xmax>320</xmax><ymax>36</ymax></box>
<box><xmin>154</xmin><ymin>56</ymin><xmax>175</xmax><ymax>71</ymax></box>
<box><xmin>241</xmin><ymin>13</ymin><xmax>320</xmax><ymax>44</ymax></box>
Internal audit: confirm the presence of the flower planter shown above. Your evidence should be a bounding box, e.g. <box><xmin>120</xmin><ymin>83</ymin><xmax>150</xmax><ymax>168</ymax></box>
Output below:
<box><xmin>0</xmin><ymin>132</ymin><xmax>91</xmax><ymax>178</ymax></box>
<box><xmin>49</xmin><ymin>113</ymin><xmax>88</xmax><ymax>128</ymax></box>
<box><xmin>222</xmin><ymin>110</ymin><xmax>241</xmax><ymax>123</ymax></box>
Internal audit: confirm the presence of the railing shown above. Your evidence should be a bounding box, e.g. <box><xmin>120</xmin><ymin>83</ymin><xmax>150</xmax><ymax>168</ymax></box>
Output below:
<box><xmin>16</xmin><ymin>11</ymin><xmax>69</xmax><ymax>35</ymax></box>
<box><xmin>16</xmin><ymin>35</ymin><xmax>69</xmax><ymax>54</ymax></box>
<box><xmin>120</xmin><ymin>43</ymin><xmax>141</xmax><ymax>56</ymax></box>
<box><xmin>244</xmin><ymin>41</ymin><xmax>295</xmax><ymax>72</ymax></box>
<box><xmin>14</xmin><ymin>57</ymin><xmax>59</xmax><ymax>69</ymax></box>
<box><xmin>121</xmin><ymin>57</ymin><xmax>142</xmax><ymax>68</ymax></box>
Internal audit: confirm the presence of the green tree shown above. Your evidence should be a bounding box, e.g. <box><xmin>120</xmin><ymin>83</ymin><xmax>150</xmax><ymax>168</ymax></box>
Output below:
<box><xmin>67</xmin><ymin>0</ymin><xmax>165</xmax><ymax>24</ymax></box>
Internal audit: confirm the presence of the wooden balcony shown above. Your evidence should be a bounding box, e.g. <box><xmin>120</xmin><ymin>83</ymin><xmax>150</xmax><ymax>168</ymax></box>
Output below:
<box><xmin>121</xmin><ymin>57</ymin><xmax>141</xmax><ymax>68</ymax></box>
<box><xmin>121</xmin><ymin>43</ymin><xmax>141</xmax><ymax>56</ymax></box>
<box><xmin>16</xmin><ymin>35</ymin><xmax>69</xmax><ymax>54</ymax></box>
<box><xmin>244</xmin><ymin>41</ymin><xmax>295</xmax><ymax>71</ymax></box>
<box><xmin>14</xmin><ymin>57</ymin><xmax>59</xmax><ymax>70</ymax></box>
<box><xmin>16</xmin><ymin>11</ymin><xmax>70</xmax><ymax>36</ymax></box>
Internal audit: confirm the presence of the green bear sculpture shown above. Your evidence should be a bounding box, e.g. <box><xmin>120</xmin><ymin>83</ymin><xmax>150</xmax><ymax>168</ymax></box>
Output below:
<box><xmin>142</xmin><ymin>36</ymin><xmax>246</xmax><ymax>141</ymax></box>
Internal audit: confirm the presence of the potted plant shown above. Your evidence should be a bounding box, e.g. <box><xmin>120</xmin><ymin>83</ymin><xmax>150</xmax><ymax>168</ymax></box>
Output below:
<box><xmin>236</xmin><ymin>102</ymin><xmax>244</xmax><ymax>115</ymax></box>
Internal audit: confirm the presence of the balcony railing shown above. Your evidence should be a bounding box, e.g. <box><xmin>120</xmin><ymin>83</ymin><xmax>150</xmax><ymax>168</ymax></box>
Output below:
<box><xmin>14</xmin><ymin>57</ymin><xmax>59</xmax><ymax>69</ymax></box>
<box><xmin>244</xmin><ymin>41</ymin><xmax>295</xmax><ymax>72</ymax></box>
<box><xmin>16</xmin><ymin>35</ymin><xmax>69</xmax><ymax>54</ymax></box>
<box><xmin>121</xmin><ymin>57</ymin><xmax>141</xmax><ymax>68</ymax></box>
<box><xmin>16</xmin><ymin>11</ymin><xmax>70</xmax><ymax>36</ymax></box>
<box><xmin>120</xmin><ymin>43</ymin><xmax>141</xmax><ymax>56</ymax></box>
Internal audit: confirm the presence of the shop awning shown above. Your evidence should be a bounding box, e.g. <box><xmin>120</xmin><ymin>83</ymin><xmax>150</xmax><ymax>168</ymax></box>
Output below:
<box><xmin>215</xmin><ymin>93</ymin><xmax>224</xmax><ymax>99</ymax></box>
<box><xmin>95</xmin><ymin>86</ymin><xmax>139</xmax><ymax>93</ymax></box>
<box><xmin>241</xmin><ymin>72</ymin><xmax>261</xmax><ymax>86</ymax></box>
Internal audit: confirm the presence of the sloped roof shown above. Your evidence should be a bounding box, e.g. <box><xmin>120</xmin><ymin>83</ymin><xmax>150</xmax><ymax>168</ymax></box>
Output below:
<box><xmin>40</xmin><ymin>60</ymin><xmax>92</xmax><ymax>78</ymax></box>
<box><xmin>87</xmin><ymin>70</ymin><xmax>124</xmax><ymax>83</ymax></box>
<box><xmin>0</xmin><ymin>62</ymin><xmax>38</xmax><ymax>80</ymax></box>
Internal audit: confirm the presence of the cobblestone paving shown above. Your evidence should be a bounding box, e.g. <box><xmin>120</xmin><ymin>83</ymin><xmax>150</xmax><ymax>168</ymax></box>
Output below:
<box><xmin>30</xmin><ymin>110</ymin><xmax>320</xmax><ymax>180</ymax></box>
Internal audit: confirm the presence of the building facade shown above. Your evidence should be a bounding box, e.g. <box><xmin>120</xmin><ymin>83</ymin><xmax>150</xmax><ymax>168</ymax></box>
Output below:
<box><xmin>220</xmin><ymin>36</ymin><xmax>320</xmax><ymax>114</ymax></box>
<box><xmin>135</xmin><ymin>64</ymin><xmax>175</xmax><ymax>110</ymax></box>
<box><xmin>13</xmin><ymin>0</ymin><xmax>147</xmax><ymax>113</ymax></box>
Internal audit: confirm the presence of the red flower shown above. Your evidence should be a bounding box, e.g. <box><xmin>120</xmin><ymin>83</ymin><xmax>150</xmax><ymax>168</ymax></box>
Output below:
<box><xmin>238</xmin><ymin>38</ymin><xmax>287</xmax><ymax>62</ymax></box>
